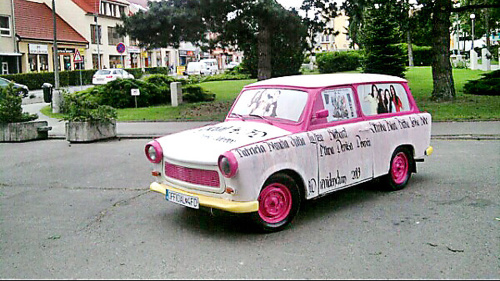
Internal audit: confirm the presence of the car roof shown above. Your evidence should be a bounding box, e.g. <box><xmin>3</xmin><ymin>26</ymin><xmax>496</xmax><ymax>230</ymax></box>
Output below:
<box><xmin>246</xmin><ymin>73</ymin><xmax>407</xmax><ymax>89</ymax></box>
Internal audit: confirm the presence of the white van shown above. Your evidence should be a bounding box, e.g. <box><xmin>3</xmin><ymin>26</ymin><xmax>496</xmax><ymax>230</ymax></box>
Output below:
<box><xmin>186</xmin><ymin>62</ymin><xmax>211</xmax><ymax>76</ymax></box>
<box><xmin>199</xmin><ymin>59</ymin><xmax>218</xmax><ymax>75</ymax></box>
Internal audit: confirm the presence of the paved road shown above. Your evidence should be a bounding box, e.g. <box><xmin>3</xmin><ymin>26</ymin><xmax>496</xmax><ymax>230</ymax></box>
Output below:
<box><xmin>0</xmin><ymin>138</ymin><xmax>498</xmax><ymax>279</ymax></box>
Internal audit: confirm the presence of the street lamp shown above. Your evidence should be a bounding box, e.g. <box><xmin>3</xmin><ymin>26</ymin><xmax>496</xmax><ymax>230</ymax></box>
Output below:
<box><xmin>470</xmin><ymin>13</ymin><xmax>475</xmax><ymax>51</ymax></box>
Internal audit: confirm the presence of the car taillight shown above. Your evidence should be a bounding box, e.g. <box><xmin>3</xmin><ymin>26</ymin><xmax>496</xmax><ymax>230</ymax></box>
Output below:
<box><xmin>106</xmin><ymin>75</ymin><xmax>113</xmax><ymax>78</ymax></box>
<box><xmin>218</xmin><ymin>152</ymin><xmax>238</xmax><ymax>178</ymax></box>
<box><xmin>145</xmin><ymin>140</ymin><xmax>163</xmax><ymax>163</ymax></box>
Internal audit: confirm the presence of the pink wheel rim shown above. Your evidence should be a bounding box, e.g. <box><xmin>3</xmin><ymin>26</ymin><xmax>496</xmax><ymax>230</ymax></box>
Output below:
<box><xmin>258</xmin><ymin>183</ymin><xmax>292</xmax><ymax>224</ymax></box>
<box><xmin>391</xmin><ymin>152</ymin><xmax>409</xmax><ymax>185</ymax></box>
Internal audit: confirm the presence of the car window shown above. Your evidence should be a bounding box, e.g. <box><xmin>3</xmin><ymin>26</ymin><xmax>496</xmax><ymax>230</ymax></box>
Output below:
<box><xmin>96</xmin><ymin>70</ymin><xmax>111</xmax><ymax>75</ymax></box>
<box><xmin>231</xmin><ymin>89</ymin><xmax>308</xmax><ymax>122</ymax></box>
<box><xmin>319</xmin><ymin>87</ymin><xmax>358</xmax><ymax>122</ymax></box>
<box><xmin>358</xmin><ymin>83</ymin><xmax>411</xmax><ymax>116</ymax></box>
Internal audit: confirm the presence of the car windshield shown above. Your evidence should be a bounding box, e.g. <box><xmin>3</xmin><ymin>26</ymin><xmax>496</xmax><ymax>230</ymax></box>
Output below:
<box><xmin>96</xmin><ymin>70</ymin><xmax>111</xmax><ymax>75</ymax></box>
<box><xmin>230</xmin><ymin>88</ymin><xmax>309</xmax><ymax>122</ymax></box>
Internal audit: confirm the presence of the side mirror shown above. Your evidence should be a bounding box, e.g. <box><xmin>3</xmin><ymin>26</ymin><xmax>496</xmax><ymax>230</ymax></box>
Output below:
<box><xmin>314</xmin><ymin>109</ymin><xmax>329</xmax><ymax>119</ymax></box>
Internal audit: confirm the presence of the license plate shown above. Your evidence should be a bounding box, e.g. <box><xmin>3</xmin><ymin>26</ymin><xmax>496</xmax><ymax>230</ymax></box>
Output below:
<box><xmin>166</xmin><ymin>190</ymin><xmax>199</xmax><ymax>209</ymax></box>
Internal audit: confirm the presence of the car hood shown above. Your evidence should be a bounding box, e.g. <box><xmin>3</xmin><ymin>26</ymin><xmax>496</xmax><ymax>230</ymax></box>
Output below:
<box><xmin>155</xmin><ymin>121</ymin><xmax>291</xmax><ymax>165</ymax></box>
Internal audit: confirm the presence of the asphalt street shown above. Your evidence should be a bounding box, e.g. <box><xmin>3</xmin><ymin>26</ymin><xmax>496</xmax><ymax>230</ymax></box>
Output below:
<box><xmin>0</xmin><ymin>138</ymin><xmax>499</xmax><ymax>279</ymax></box>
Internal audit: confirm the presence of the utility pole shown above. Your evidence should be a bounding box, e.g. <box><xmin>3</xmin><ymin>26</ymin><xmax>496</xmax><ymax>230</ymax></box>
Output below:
<box><xmin>95</xmin><ymin>14</ymin><xmax>101</xmax><ymax>69</ymax></box>
<box><xmin>52</xmin><ymin>0</ymin><xmax>61</xmax><ymax>113</ymax></box>
<box><xmin>11</xmin><ymin>0</ymin><xmax>20</xmax><ymax>73</ymax></box>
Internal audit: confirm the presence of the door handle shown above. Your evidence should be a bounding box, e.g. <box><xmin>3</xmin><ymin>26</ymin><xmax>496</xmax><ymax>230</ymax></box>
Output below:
<box><xmin>359</xmin><ymin>128</ymin><xmax>372</xmax><ymax>133</ymax></box>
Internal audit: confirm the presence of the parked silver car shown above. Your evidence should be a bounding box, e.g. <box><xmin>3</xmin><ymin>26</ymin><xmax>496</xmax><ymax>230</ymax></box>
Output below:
<box><xmin>92</xmin><ymin>68</ymin><xmax>135</xmax><ymax>85</ymax></box>
<box><xmin>0</xmin><ymin>77</ymin><xmax>29</xmax><ymax>97</ymax></box>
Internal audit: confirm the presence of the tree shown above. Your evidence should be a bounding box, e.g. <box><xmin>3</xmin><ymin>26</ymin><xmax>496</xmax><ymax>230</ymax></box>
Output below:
<box><xmin>118</xmin><ymin>0</ymin><xmax>337</xmax><ymax>81</ymax></box>
<box><xmin>343</xmin><ymin>0</ymin><xmax>499</xmax><ymax>101</ymax></box>
<box><xmin>418</xmin><ymin>0</ymin><xmax>500</xmax><ymax>101</ymax></box>
<box><xmin>359</xmin><ymin>1</ymin><xmax>407</xmax><ymax>77</ymax></box>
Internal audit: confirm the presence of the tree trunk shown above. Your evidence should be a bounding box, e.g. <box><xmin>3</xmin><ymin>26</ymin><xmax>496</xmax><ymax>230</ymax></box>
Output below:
<box><xmin>431</xmin><ymin>0</ymin><xmax>455</xmax><ymax>101</ymax></box>
<box><xmin>407</xmin><ymin>30</ymin><xmax>414</xmax><ymax>67</ymax></box>
<box><xmin>257</xmin><ymin>21</ymin><xmax>272</xmax><ymax>81</ymax></box>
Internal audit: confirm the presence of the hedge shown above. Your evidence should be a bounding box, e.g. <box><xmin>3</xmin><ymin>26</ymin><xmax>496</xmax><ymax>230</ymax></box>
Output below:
<box><xmin>316</xmin><ymin>50</ymin><xmax>362</xmax><ymax>73</ymax></box>
<box><xmin>398</xmin><ymin>44</ymin><xmax>433</xmax><ymax>66</ymax></box>
<box><xmin>0</xmin><ymin>67</ymin><xmax>171</xmax><ymax>90</ymax></box>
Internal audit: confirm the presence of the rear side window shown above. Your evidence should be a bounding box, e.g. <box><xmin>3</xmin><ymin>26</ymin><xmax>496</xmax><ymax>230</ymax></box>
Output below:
<box><xmin>357</xmin><ymin>83</ymin><xmax>411</xmax><ymax>116</ymax></box>
<box><xmin>320</xmin><ymin>87</ymin><xmax>358</xmax><ymax>122</ymax></box>
<box><xmin>96</xmin><ymin>70</ymin><xmax>111</xmax><ymax>75</ymax></box>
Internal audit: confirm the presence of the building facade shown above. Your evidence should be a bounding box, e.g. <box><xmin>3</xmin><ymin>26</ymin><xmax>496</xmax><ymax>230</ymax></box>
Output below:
<box><xmin>0</xmin><ymin>0</ymin><xmax>21</xmax><ymax>74</ymax></box>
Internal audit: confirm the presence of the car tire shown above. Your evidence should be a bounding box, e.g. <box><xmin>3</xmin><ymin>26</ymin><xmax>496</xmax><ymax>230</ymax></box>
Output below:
<box><xmin>251</xmin><ymin>173</ymin><xmax>301</xmax><ymax>232</ymax></box>
<box><xmin>22</xmin><ymin>89</ymin><xmax>28</xmax><ymax>98</ymax></box>
<box><xmin>383</xmin><ymin>147</ymin><xmax>413</xmax><ymax>191</ymax></box>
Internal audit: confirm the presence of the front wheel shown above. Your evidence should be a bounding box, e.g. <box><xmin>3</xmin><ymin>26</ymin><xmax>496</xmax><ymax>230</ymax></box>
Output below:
<box><xmin>384</xmin><ymin>147</ymin><xmax>413</xmax><ymax>191</ymax></box>
<box><xmin>251</xmin><ymin>173</ymin><xmax>301</xmax><ymax>232</ymax></box>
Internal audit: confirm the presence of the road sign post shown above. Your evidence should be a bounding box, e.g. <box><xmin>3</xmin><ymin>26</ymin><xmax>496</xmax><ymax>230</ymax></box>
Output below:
<box><xmin>116</xmin><ymin>42</ymin><xmax>126</xmax><ymax>69</ymax></box>
<box><xmin>73</xmin><ymin>49</ymin><xmax>84</xmax><ymax>90</ymax></box>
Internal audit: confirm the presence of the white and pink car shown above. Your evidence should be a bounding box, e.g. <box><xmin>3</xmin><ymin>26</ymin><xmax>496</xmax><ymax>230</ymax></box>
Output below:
<box><xmin>145</xmin><ymin>73</ymin><xmax>433</xmax><ymax>232</ymax></box>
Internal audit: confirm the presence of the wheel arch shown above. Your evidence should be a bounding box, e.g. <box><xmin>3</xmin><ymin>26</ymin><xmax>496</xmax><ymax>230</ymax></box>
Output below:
<box><xmin>394</xmin><ymin>144</ymin><xmax>416</xmax><ymax>173</ymax></box>
<box><xmin>265</xmin><ymin>169</ymin><xmax>307</xmax><ymax>201</ymax></box>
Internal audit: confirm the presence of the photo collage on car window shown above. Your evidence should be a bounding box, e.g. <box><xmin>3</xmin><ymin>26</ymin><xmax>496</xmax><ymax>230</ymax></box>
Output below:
<box><xmin>357</xmin><ymin>83</ymin><xmax>410</xmax><ymax>116</ymax></box>
<box><xmin>321</xmin><ymin>88</ymin><xmax>357</xmax><ymax>123</ymax></box>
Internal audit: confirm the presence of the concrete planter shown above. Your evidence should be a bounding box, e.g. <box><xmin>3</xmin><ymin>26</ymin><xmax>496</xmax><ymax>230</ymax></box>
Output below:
<box><xmin>0</xmin><ymin>120</ymin><xmax>51</xmax><ymax>142</ymax></box>
<box><xmin>65</xmin><ymin>120</ymin><xmax>117</xmax><ymax>143</ymax></box>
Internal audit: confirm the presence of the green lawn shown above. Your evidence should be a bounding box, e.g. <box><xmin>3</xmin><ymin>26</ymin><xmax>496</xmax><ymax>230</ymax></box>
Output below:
<box><xmin>406</xmin><ymin>67</ymin><xmax>499</xmax><ymax>121</ymax></box>
<box><xmin>41</xmin><ymin>67</ymin><xmax>499</xmax><ymax>122</ymax></box>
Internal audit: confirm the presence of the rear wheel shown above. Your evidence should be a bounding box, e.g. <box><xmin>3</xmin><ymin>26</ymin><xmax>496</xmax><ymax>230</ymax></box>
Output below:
<box><xmin>251</xmin><ymin>173</ymin><xmax>301</xmax><ymax>232</ymax></box>
<box><xmin>384</xmin><ymin>147</ymin><xmax>413</xmax><ymax>191</ymax></box>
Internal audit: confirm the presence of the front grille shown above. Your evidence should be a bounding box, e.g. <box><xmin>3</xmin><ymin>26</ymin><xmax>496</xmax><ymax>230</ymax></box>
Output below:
<box><xmin>165</xmin><ymin>162</ymin><xmax>220</xmax><ymax>188</ymax></box>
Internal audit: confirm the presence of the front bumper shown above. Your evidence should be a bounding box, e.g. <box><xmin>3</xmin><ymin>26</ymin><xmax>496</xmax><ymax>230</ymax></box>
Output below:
<box><xmin>150</xmin><ymin>182</ymin><xmax>259</xmax><ymax>213</ymax></box>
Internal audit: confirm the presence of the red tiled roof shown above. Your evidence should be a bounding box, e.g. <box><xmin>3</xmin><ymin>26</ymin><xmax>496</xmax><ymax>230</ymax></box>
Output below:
<box><xmin>72</xmin><ymin>0</ymin><xmax>130</xmax><ymax>14</ymax></box>
<box><xmin>72</xmin><ymin>0</ymin><xmax>100</xmax><ymax>14</ymax></box>
<box><xmin>15</xmin><ymin>0</ymin><xmax>88</xmax><ymax>44</ymax></box>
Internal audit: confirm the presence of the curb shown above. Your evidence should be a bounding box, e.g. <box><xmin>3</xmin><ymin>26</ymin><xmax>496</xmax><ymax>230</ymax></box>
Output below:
<box><xmin>431</xmin><ymin>135</ymin><xmax>500</xmax><ymax>141</ymax></box>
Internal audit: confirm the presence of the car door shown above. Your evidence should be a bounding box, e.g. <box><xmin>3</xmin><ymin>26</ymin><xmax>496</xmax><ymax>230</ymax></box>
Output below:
<box><xmin>309</xmin><ymin>86</ymin><xmax>373</xmax><ymax>196</ymax></box>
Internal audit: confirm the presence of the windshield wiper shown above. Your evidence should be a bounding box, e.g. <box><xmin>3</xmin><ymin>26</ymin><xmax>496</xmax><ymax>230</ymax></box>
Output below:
<box><xmin>249</xmin><ymin>114</ymin><xmax>272</xmax><ymax>125</ymax></box>
<box><xmin>229</xmin><ymin>112</ymin><xmax>245</xmax><ymax>121</ymax></box>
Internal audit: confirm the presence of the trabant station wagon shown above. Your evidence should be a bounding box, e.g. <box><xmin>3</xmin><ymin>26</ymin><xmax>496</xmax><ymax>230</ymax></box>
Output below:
<box><xmin>146</xmin><ymin>73</ymin><xmax>433</xmax><ymax>232</ymax></box>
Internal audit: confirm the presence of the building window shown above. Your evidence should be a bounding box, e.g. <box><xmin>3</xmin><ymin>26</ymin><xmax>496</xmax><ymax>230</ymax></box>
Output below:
<box><xmin>28</xmin><ymin>54</ymin><xmax>38</xmax><ymax>72</ymax></box>
<box><xmin>93</xmin><ymin>54</ymin><xmax>103</xmax><ymax>69</ymax></box>
<box><xmin>0</xmin><ymin>16</ymin><xmax>11</xmax><ymax>37</ymax></box>
<box><xmin>91</xmin><ymin>24</ymin><xmax>102</xmax><ymax>44</ymax></box>
<box><xmin>119</xmin><ymin>6</ymin><xmax>125</xmax><ymax>16</ymax></box>
<box><xmin>108</xmin><ymin>27</ymin><xmax>124</xmax><ymax>45</ymax></box>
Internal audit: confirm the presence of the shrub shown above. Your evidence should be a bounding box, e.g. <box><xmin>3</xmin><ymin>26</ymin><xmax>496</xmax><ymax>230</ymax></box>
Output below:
<box><xmin>463</xmin><ymin>70</ymin><xmax>500</xmax><ymax>96</ymax></box>
<box><xmin>316</xmin><ymin>51</ymin><xmax>362</xmax><ymax>73</ymax></box>
<box><xmin>143</xmin><ymin>74</ymin><xmax>180</xmax><ymax>86</ymax></box>
<box><xmin>0</xmin><ymin>83</ymin><xmax>38</xmax><ymax>123</ymax></box>
<box><xmin>62</xmin><ymin>93</ymin><xmax>116</xmax><ymax>123</ymax></box>
<box><xmin>182</xmin><ymin>84</ymin><xmax>216</xmax><ymax>103</ymax></box>
<box><xmin>83</xmin><ymin>79</ymin><xmax>168</xmax><ymax>108</ymax></box>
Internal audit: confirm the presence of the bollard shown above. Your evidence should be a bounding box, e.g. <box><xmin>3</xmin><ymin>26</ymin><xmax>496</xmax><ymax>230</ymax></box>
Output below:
<box><xmin>170</xmin><ymin>82</ymin><xmax>183</xmax><ymax>107</ymax></box>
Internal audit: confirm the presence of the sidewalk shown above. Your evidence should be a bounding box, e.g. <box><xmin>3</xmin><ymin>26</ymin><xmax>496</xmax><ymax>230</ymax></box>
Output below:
<box><xmin>21</xmin><ymin>102</ymin><xmax>500</xmax><ymax>140</ymax></box>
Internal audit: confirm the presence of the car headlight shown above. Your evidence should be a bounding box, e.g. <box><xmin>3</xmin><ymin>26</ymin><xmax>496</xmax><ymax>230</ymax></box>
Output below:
<box><xmin>145</xmin><ymin>140</ymin><xmax>163</xmax><ymax>163</ymax></box>
<box><xmin>218</xmin><ymin>152</ymin><xmax>238</xmax><ymax>178</ymax></box>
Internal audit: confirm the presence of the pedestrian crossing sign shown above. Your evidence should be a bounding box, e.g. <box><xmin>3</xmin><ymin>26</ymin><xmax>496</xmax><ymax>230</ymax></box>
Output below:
<box><xmin>74</xmin><ymin>49</ymin><xmax>83</xmax><ymax>63</ymax></box>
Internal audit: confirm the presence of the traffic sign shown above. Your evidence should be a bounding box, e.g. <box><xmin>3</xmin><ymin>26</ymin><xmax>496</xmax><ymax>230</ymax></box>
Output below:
<box><xmin>116</xmin><ymin>42</ymin><xmax>126</xmax><ymax>54</ymax></box>
<box><xmin>73</xmin><ymin>49</ymin><xmax>84</xmax><ymax>63</ymax></box>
